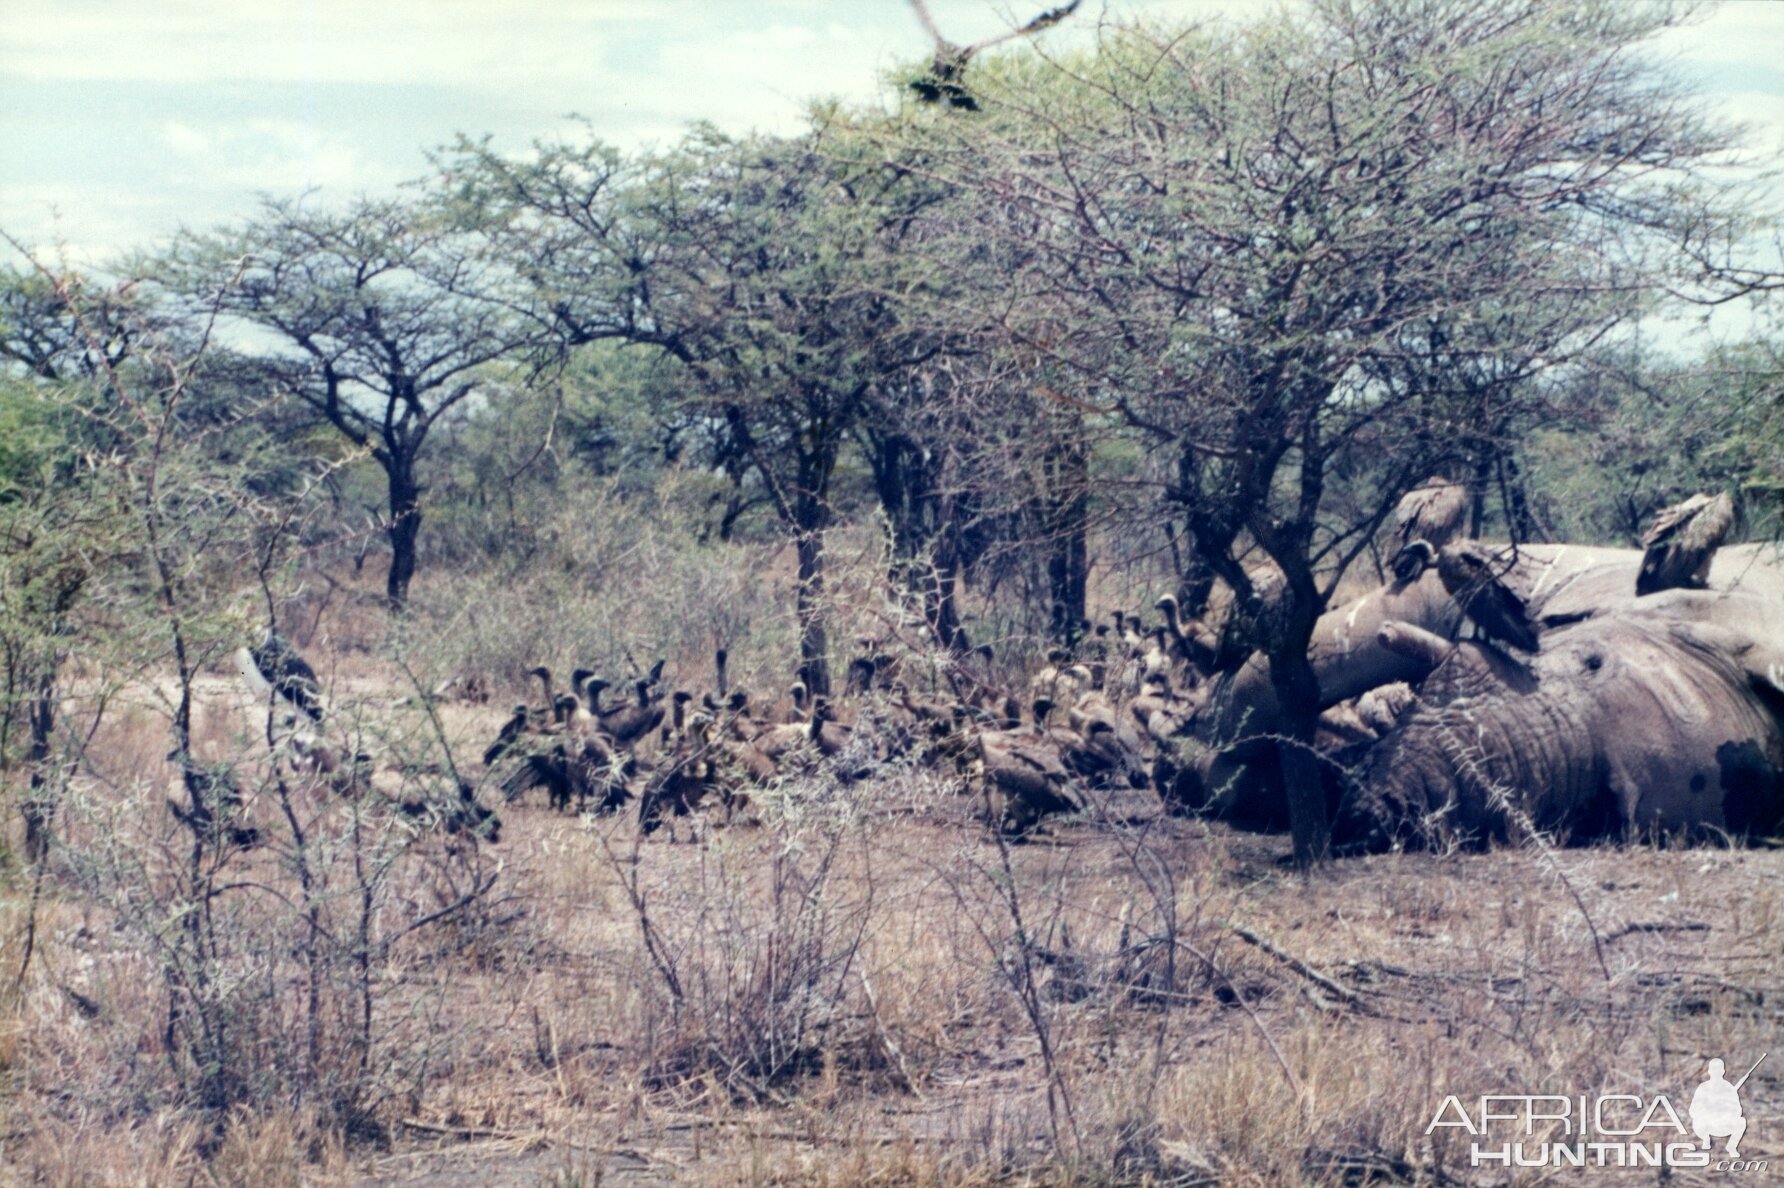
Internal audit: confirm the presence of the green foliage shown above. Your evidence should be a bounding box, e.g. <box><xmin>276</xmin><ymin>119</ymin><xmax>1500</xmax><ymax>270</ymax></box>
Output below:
<box><xmin>1525</xmin><ymin>334</ymin><xmax>1784</xmax><ymax>543</ymax></box>
<box><xmin>0</xmin><ymin>380</ymin><xmax>68</xmax><ymax>502</ymax></box>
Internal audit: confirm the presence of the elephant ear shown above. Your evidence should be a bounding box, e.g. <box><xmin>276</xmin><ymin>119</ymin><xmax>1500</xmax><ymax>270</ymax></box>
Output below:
<box><xmin>1684</xmin><ymin>622</ymin><xmax>1784</xmax><ymax>705</ymax></box>
<box><xmin>1740</xmin><ymin>638</ymin><xmax>1784</xmax><ymax>704</ymax></box>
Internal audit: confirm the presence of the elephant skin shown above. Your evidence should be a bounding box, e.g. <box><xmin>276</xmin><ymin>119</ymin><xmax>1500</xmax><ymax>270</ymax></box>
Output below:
<box><xmin>1348</xmin><ymin>588</ymin><xmax>1784</xmax><ymax>848</ymax></box>
<box><xmin>1170</xmin><ymin>543</ymin><xmax>1784</xmax><ymax>826</ymax></box>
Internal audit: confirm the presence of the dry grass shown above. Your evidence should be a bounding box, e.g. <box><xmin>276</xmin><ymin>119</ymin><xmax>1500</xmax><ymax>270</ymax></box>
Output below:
<box><xmin>4</xmin><ymin>563</ymin><xmax>1780</xmax><ymax>1187</ymax></box>
<box><xmin>10</xmin><ymin>778</ymin><xmax>1779</xmax><ymax>1184</ymax></box>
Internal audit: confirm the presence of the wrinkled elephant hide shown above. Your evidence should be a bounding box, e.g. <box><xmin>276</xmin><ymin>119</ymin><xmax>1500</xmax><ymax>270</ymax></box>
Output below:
<box><xmin>1348</xmin><ymin>590</ymin><xmax>1784</xmax><ymax>849</ymax></box>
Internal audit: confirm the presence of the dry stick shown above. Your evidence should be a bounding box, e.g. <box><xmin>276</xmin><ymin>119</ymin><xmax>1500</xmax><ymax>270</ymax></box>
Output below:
<box><xmin>983</xmin><ymin>797</ymin><xmax>1084</xmax><ymax>1162</ymax></box>
<box><xmin>13</xmin><ymin>684</ymin><xmax>109</xmax><ymax>990</ymax></box>
<box><xmin>1171</xmin><ymin>935</ymin><xmax>1305</xmax><ymax>1103</ymax></box>
<box><xmin>252</xmin><ymin>564</ymin><xmax>332</xmax><ymax>1092</ymax></box>
<box><xmin>397</xmin><ymin>1118</ymin><xmax>654</xmax><ymax>1162</ymax></box>
<box><xmin>595</xmin><ymin>826</ymin><xmax>684</xmax><ymax>1005</ymax></box>
<box><xmin>856</xmin><ymin>966</ymin><xmax>923</xmax><ymax>1099</ymax></box>
<box><xmin>1225</xmin><ymin>923</ymin><xmax>1370</xmax><ymax>1014</ymax></box>
<box><xmin>1603</xmin><ymin>920</ymin><xmax>1710</xmax><ymax>943</ymax></box>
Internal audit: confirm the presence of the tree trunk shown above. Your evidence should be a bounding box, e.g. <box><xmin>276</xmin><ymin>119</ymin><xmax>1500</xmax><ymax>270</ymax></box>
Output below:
<box><xmin>866</xmin><ymin>430</ymin><xmax>970</xmax><ymax>653</ymax></box>
<box><xmin>385</xmin><ymin>459</ymin><xmax>422</xmax><ymax>613</ymax></box>
<box><xmin>1498</xmin><ymin>454</ymin><xmax>1545</xmax><ymax>544</ymax></box>
<box><xmin>1166</xmin><ymin>524</ymin><xmax>1216</xmax><ymax>619</ymax></box>
<box><xmin>1258</xmin><ymin>463</ymin><xmax>1331</xmax><ymax>866</ymax></box>
<box><xmin>1269</xmin><ymin>646</ymin><xmax>1331</xmax><ymax>867</ymax></box>
<box><xmin>1469</xmin><ymin>448</ymin><xmax>1493</xmax><ymax>538</ymax></box>
<box><xmin>22</xmin><ymin>665</ymin><xmax>58</xmax><ymax>863</ymax></box>
<box><xmin>1044</xmin><ymin>427</ymin><xmax>1089</xmax><ymax>646</ymax></box>
<box><xmin>927</xmin><ymin>542</ymin><xmax>967</xmax><ymax>653</ymax></box>
<box><xmin>795</xmin><ymin>527</ymin><xmax>831</xmax><ymax>698</ymax></box>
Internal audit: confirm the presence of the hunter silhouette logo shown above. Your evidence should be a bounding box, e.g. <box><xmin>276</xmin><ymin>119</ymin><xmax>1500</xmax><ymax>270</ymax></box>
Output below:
<box><xmin>1692</xmin><ymin>1055</ymin><xmax>1764</xmax><ymax>1158</ymax></box>
<box><xmin>1427</xmin><ymin>1052</ymin><xmax>1769</xmax><ymax>1171</ymax></box>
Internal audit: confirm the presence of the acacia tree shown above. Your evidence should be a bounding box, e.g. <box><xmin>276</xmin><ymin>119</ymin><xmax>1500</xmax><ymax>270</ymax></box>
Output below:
<box><xmin>0</xmin><ymin>264</ymin><xmax>142</xmax><ymax>384</ymax></box>
<box><xmin>156</xmin><ymin>196</ymin><xmax>540</xmax><ymax>610</ymax></box>
<box><xmin>909</xmin><ymin>0</ymin><xmax>1770</xmax><ymax>861</ymax></box>
<box><xmin>0</xmin><ymin>265</ymin><xmax>148</xmax><ymax>861</ymax></box>
<box><xmin>448</xmin><ymin>122</ymin><xmax>939</xmax><ymax>694</ymax></box>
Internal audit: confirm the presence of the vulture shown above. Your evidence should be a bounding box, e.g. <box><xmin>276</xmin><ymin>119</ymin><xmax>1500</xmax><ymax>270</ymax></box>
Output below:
<box><xmin>598</xmin><ymin>679</ymin><xmax>666</xmax><ymax>747</ymax></box>
<box><xmin>1390</xmin><ymin>477</ymin><xmax>1467</xmax><ymax>582</ymax></box>
<box><xmin>527</xmin><ymin>666</ymin><xmax>557</xmax><ymax>720</ymax></box>
<box><xmin>566</xmin><ymin>669</ymin><xmax>615</xmax><ymax>736</ymax></box>
<box><xmin>1155</xmin><ymin>594</ymin><xmax>1217</xmax><ymax>674</ymax></box>
<box><xmin>904</xmin><ymin>0</ymin><xmax>1082</xmax><ymax>110</ymax></box>
<box><xmin>238</xmin><ymin>627</ymin><xmax>325</xmax><ymax>722</ymax></box>
<box><xmin>786</xmin><ymin>681</ymin><xmax>811</xmax><ymax>724</ymax></box>
<box><xmin>845</xmin><ymin>655</ymin><xmax>878</xmax><ymax>697</ymax></box>
<box><xmin>500</xmin><ymin>712</ymin><xmax>629</xmax><ymax>815</ymax></box>
<box><xmin>399</xmin><ymin>779</ymin><xmax>502</xmax><ymax>843</ymax></box>
<box><xmin>1085</xmin><ymin>624</ymin><xmax>1113</xmax><ymax>689</ymax></box>
<box><xmin>1437</xmin><ymin>543</ymin><xmax>1540</xmax><ymax>653</ymax></box>
<box><xmin>638</xmin><ymin>717</ymin><xmax>725</xmax><ymax>838</ymax></box>
<box><xmin>1213</xmin><ymin>563</ymin><xmax>1287</xmax><ymax>672</ymax></box>
<box><xmin>806</xmin><ymin>697</ymin><xmax>855</xmax><ymax>759</ymax></box>
<box><xmin>582</xmin><ymin>674</ymin><xmax>613</xmax><ymax>716</ymax></box>
<box><xmin>166</xmin><ymin>749</ymin><xmax>260</xmax><ymax>848</ymax></box>
<box><xmin>976</xmin><ymin>716</ymin><xmax>1077</xmax><ymax>837</ymax></box>
<box><xmin>1637</xmin><ymin>492</ymin><xmax>1735</xmax><ymax>596</ymax></box>
<box><xmin>1390</xmin><ymin>540</ymin><xmax>1438</xmax><ymax>586</ymax></box>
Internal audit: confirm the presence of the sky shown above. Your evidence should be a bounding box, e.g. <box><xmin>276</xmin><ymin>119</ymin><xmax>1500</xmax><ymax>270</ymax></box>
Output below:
<box><xmin>3</xmin><ymin>0</ymin><xmax>1783</xmax><ymax>275</ymax></box>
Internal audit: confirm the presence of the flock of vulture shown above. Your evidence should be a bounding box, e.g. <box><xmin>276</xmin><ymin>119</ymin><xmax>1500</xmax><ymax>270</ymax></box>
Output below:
<box><xmin>193</xmin><ymin>477</ymin><xmax>1740</xmax><ymax>848</ymax></box>
<box><xmin>476</xmin><ymin>612</ymin><xmax>1205</xmax><ymax>840</ymax></box>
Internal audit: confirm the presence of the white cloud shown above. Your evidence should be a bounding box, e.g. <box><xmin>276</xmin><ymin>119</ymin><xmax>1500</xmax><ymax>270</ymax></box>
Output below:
<box><xmin>161</xmin><ymin>119</ymin><xmax>211</xmax><ymax>155</ymax></box>
<box><xmin>1655</xmin><ymin>3</ymin><xmax>1784</xmax><ymax>76</ymax></box>
<box><xmin>0</xmin><ymin>0</ymin><xmax>643</xmax><ymax>89</ymax></box>
<box><xmin>1</xmin><ymin>182</ymin><xmax>194</xmax><ymax>268</ymax></box>
<box><xmin>1718</xmin><ymin>89</ymin><xmax>1784</xmax><ymax>159</ymax></box>
<box><xmin>3</xmin><ymin>0</ymin><xmax>1779</xmax><ymax>268</ymax></box>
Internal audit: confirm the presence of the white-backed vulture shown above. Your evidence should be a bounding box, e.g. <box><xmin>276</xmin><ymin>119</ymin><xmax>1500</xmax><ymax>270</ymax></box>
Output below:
<box><xmin>904</xmin><ymin>0</ymin><xmax>1081</xmax><ymax>110</ymax></box>
<box><xmin>240</xmin><ymin>627</ymin><xmax>326</xmax><ymax>722</ymax></box>
<box><xmin>1638</xmin><ymin>492</ymin><xmax>1735</xmax><ymax>596</ymax></box>
<box><xmin>1390</xmin><ymin>477</ymin><xmax>1465</xmax><ymax>582</ymax></box>
<box><xmin>1438</xmin><ymin>543</ymin><xmax>1540</xmax><ymax>653</ymax></box>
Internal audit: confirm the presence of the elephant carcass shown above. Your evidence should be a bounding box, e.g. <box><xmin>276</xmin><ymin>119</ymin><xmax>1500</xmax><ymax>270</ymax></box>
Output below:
<box><xmin>1169</xmin><ymin>543</ymin><xmax>1784</xmax><ymax>825</ymax></box>
<box><xmin>1347</xmin><ymin>589</ymin><xmax>1784</xmax><ymax>849</ymax></box>
<box><xmin>1159</xmin><ymin>567</ymin><xmax>1462</xmax><ymax>823</ymax></box>
<box><xmin>1524</xmin><ymin>541</ymin><xmax>1784</xmax><ymax>621</ymax></box>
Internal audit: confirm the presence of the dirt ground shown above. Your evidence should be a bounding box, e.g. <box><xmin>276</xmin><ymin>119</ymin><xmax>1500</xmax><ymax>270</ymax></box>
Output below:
<box><xmin>324</xmin><ymin>798</ymin><xmax>1781</xmax><ymax>1187</ymax></box>
<box><xmin>9</xmin><ymin>658</ymin><xmax>1780</xmax><ymax>1187</ymax></box>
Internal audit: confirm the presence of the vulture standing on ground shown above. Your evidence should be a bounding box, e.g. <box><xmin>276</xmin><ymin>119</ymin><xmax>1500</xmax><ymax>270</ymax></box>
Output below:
<box><xmin>597</xmin><ymin>679</ymin><xmax>666</xmax><ymax>747</ymax></box>
<box><xmin>1437</xmin><ymin>543</ymin><xmax>1540</xmax><ymax>653</ymax></box>
<box><xmin>1637</xmin><ymin>492</ymin><xmax>1735</xmax><ymax>596</ymax></box>
<box><xmin>482</xmin><ymin>704</ymin><xmax>531</xmax><ymax>766</ymax></box>
<box><xmin>236</xmin><ymin>627</ymin><xmax>325</xmax><ymax>722</ymax></box>
<box><xmin>1390</xmin><ymin>476</ymin><xmax>1467</xmax><ymax>583</ymax></box>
